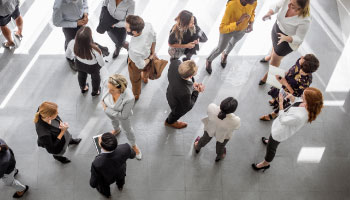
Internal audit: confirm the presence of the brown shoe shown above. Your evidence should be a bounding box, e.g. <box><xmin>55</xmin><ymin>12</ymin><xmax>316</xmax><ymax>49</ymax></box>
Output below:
<box><xmin>141</xmin><ymin>71</ymin><xmax>148</xmax><ymax>84</ymax></box>
<box><xmin>164</xmin><ymin>120</ymin><xmax>187</xmax><ymax>129</ymax></box>
<box><xmin>206</xmin><ymin>60</ymin><xmax>212</xmax><ymax>74</ymax></box>
<box><xmin>134</xmin><ymin>95</ymin><xmax>140</xmax><ymax>100</ymax></box>
<box><xmin>221</xmin><ymin>52</ymin><xmax>228</xmax><ymax>68</ymax></box>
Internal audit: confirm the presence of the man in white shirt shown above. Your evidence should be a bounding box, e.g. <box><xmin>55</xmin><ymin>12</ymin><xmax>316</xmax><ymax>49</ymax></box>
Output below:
<box><xmin>126</xmin><ymin>15</ymin><xmax>157</xmax><ymax>100</ymax></box>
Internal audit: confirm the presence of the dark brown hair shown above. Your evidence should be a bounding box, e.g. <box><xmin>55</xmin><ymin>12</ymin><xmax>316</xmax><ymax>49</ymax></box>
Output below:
<box><xmin>301</xmin><ymin>54</ymin><xmax>319</xmax><ymax>73</ymax></box>
<box><xmin>74</xmin><ymin>26</ymin><xmax>101</xmax><ymax>60</ymax></box>
<box><xmin>303</xmin><ymin>87</ymin><xmax>323</xmax><ymax>123</ymax></box>
<box><xmin>171</xmin><ymin>10</ymin><xmax>195</xmax><ymax>43</ymax></box>
<box><xmin>126</xmin><ymin>15</ymin><xmax>145</xmax><ymax>33</ymax></box>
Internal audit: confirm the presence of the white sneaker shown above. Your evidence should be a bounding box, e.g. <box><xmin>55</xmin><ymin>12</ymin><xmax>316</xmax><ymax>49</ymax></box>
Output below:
<box><xmin>132</xmin><ymin>145</ymin><xmax>142</xmax><ymax>160</ymax></box>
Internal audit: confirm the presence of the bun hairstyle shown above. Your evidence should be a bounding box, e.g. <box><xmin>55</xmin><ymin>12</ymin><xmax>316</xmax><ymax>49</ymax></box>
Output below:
<box><xmin>108</xmin><ymin>74</ymin><xmax>128</xmax><ymax>93</ymax></box>
<box><xmin>100</xmin><ymin>132</ymin><xmax>118</xmax><ymax>151</ymax></box>
<box><xmin>0</xmin><ymin>144</ymin><xmax>9</xmax><ymax>153</ymax></box>
<box><xmin>34</xmin><ymin>102</ymin><xmax>58</xmax><ymax>123</ymax></box>
<box><xmin>217</xmin><ymin>97</ymin><xmax>238</xmax><ymax>120</ymax></box>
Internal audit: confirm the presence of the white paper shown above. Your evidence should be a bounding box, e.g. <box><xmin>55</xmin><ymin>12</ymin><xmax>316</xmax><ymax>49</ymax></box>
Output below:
<box><xmin>266</xmin><ymin>65</ymin><xmax>285</xmax><ymax>89</ymax></box>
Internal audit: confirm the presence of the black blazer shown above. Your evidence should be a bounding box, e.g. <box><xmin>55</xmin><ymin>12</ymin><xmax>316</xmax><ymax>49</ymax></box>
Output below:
<box><xmin>0</xmin><ymin>139</ymin><xmax>16</xmax><ymax>178</ymax></box>
<box><xmin>90</xmin><ymin>143</ymin><xmax>136</xmax><ymax>188</ymax></box>
<box><xmin>35</xmin><ymin>115</ymin><xmax>66</xmax><ymax>155</ymax></box>
<box><xmin>166</xmin><ymin>59</ymin><xmax>199</xmax><ymax>113</ymax></box>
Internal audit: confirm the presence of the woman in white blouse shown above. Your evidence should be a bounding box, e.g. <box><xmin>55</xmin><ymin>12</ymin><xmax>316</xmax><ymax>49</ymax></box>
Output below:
<box><xmin>101</xmin><ymin>74</ymin><xmax>142</xmax><ymax>160</ymax></box>
<box><xmin>66</xmin><ymin>26</ymin><xmax>105</xmax><ymax>96</ymax></box>
<box><xmin>259</xmin><ymin>0</ymin><xmax>311</xmax><ymax>85</ymax></box>
<box><xmin>252</xmin><ymin>87</ymin><xmax>323</xmax><ymax>171</ymax></box>
<box><xmin>194</xmin><ymin>97</ymin><xmax>241</xmax><ymax>162</ymax></box>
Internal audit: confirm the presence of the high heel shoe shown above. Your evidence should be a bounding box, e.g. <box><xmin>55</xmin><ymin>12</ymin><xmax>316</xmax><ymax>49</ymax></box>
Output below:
<box><xmin>81</xmin><ymin>83</ymin><xmax>89</xmax><ymax>94</ymax></box>
<box><xmin>251</xmin><ymin>163</ymin><xmax>270</xmax><ymax>172</ymax></box>
<box><xmin>261</xmin><ymin>137</ymin><xmax>268</xmax><ymax>145</ymax></box>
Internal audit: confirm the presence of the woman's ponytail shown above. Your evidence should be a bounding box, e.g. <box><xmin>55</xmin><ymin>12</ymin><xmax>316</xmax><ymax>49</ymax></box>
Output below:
<box><xmin>217</xmin><ymin>111</ymin><xmax>227</xmax><ymax>120</ymax></box>
<box><xmin>34</xmin><ymin>112</ymin><xmax>40</xmax><ymax>123</ymax></box>
<box><xmin>217</xmin><ymin>97</ymin><xmax>238</xmax><ymax>120</ymax></box>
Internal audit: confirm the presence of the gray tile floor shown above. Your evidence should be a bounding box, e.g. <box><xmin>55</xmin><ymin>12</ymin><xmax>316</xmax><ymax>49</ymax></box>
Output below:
<box><xmin>1</xmin><ymin>0</ymin><xmax>350</xmax><ymax>199</ymax></box>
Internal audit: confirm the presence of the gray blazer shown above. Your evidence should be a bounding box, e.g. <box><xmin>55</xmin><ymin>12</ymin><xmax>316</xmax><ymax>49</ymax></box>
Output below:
<box><xmin>102</xmin><ymin>88</ymin><xmax>135</xmax><ymax>120</ymax></box>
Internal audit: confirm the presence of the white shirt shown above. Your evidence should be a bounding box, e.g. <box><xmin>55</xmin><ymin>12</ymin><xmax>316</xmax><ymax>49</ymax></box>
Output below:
<box><xmin>102</xmin><ymin>88</ymin><xmax>135</xmax><ymax>120</ymax></box>
<box><xmin>271</xmin><ymin>98</ymin><xmax>309</xmax><ymax>142</ymax></box>
<box><xmin>65</xmin><ymin>40</ymin><xmax>105</xmax><ymax>67</ymax></box>
<box><xmin>202</xmin><ymin>104</ymin><xmax>241</xmax><ymax>143</ymax></box>
<box><xmin>129</xmin><ymin>23</ymin><xmax>157</xmax><ymax>69</ymax></box>
<box><xmin>103</xmin><ymin>0</ymin><xmax>135</xmax><ymax>28</ymax></box>
<box><xmin>271</xmin><ymin>0</ymin><xmax>311</xmax><ymax>50</ymax></box>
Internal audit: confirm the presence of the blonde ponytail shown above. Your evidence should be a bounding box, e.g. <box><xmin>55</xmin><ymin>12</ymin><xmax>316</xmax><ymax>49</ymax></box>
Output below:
<box><xmin>34</xmin><ymin>102</ymin><xmax>58</xmax><ymax>123</ymax></box>
<box><xmin>34</xmin><ymin>112</ymin><xmax>40</xmax><ymax>123</ymax></box>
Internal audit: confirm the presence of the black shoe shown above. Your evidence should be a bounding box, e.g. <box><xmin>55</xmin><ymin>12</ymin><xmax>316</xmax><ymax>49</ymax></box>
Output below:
<box><xmin>96</xmin><ymin>187</ymin><xmax>111</xmax><ymax>198</ymax></box>
<box><xmin>117</xmin><ymin>185</ymin><xmax>124</xmax><ymax>191</ymax></box>
<box><xmin>215</xmin><ymin>148</ymin><xmax>226</xmax><ymax>162</ymax></box>
<box><xmin>206</xmin><ymin>60</ymin><xmax>212</xmax><ymax>74</ymax></box>
<box><xmin>251</xmin><ymin>163</ymin><xmax>270</xmax><ymax>172</ymax></box>
<box><xmin>221</xmin><ymin>53</ymin><xmax>228</xmax><ymax>68</ymax></box>
<box><xmin>69</xmin><ymin>138</ymin><xmax>82</xmax><ymax>145</ymax></box>
<box><xmin>53</xmin><ymin>156</ymin><xmax>71</xmax><ymax>164</ymax></box>
<box><xmin>261</xmin><ymin>137</ymin><xmax>268</xmax><ymax>145</ymax></box>
<box><xmin>14</xmin><ymin>169</ymin><xmax>19</xmax><ymax>177</ymax></box>
<box><xmin>194</xmin><ymin>136</ymin><xmax>200</xmax><ymax>153</ymax></box>
<box><xmin>66</xmin><ymin>58</ymin><xmax>77</xmax><ymax>71</ymax></box>
<box><xmin>13</xmin><ymin>185</ymin><xmax>29</xmax><ymax>198</ymax></box>
<box><xmin>258</xmin><ymin>80</ymin><xmax>266</xmax><ymax>85</ymax></box>
<box><xmin>260</xmin><ymin>57</ymin><xmax>268</xmax><ymax>63</ymax></box>
<box><xmin>81</xmin><ymin>83</ymin><xmax>89</xmax><ymax>94</ymax></box>
<box><xmin>92</xmin><ymin>87</ymin><xmax>101</xmax><ymax>96</ymax></box>
<box><xmin>112</xmin><ymin>47</ymin><xmax>122</xmax><ymax>59</ymax></box>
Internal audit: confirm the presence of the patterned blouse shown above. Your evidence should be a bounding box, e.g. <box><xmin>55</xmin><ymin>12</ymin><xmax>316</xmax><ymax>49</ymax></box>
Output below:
<box><xmin>284</xmin><ymin>58</ymin><xmax>312</xmax><ymax>97</ymax></box>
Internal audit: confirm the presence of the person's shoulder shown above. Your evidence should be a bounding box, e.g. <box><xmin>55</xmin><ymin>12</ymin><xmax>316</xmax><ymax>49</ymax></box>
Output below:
<box><xmin>116</xmin><ymin>143</ymin><xmax>132</xmax><ymax>154</ymax></box>
<box><xmin>208</xmin><ymin>103</ymin><xmax>219</xmax><ymax>112</ymax></box>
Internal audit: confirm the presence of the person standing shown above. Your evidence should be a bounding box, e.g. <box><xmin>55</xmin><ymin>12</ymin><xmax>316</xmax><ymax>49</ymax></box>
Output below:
<box><xmin>34</xmin><ymin>102</ymin><xmax>82</xmax><ymax>164</ymax></box>
<box><xmin>0</xmin><ymin>139</ymin><xmax>29</xmax><ymax>198</ymax></box>
<box><xmin>259</xmin><ymin>0</ymin><xmax>311</xmax><ymax>85</ymax></box>
<box><xmin>0</xmin><ymin>0</ymin><xmax>24</xmax><ymax>49</ymax></box>
<box><xmin>102</xmin><ymin>0</ymin><xmax>135</xmax><ymax>59</ymax></box>
<box><xmin>66</xmin><ymin>26</ymin><xmax>104</xmax><ymax>96</ymax></box>
<box><xmin>101</xmin><ymin>74</ymin><xmax>142</xmax><ymax>160</ymax></box>
<box><xmin>90</xmin><ymin>132</ymin><xmax>135</xmax><ymax>198</ymax></box>
<box><xmin>252</xmin><ymin>87</ymin><xmax>323</xmax><ymax>171</ymax></box>
<box><xmin>126</xmin><ymin>15</ymin><xmax>157</xmax><ymax>100</ymax></box>
<box><xmin>165</xmin><ymin>60</ymin><xmax>205</xmax><ymax>129</ymax></box>
<box><xmin>194</xmin><ymin>97</ymin><xmax>241</xmax><ymax>162</ymax></box>
<box><xmin>205</xmin><ymin>0</ymin><xmax>257</xmax><ymax>74</ymax></box>
<box><xmin>53</xmin><ymin>0</ymin><xmax>89</xmax><ymax>70</ymax></box>
<box><xmin>168</xmin><ymin>10</ymin><xmax>205</xmax><ymax>62</ymax></box>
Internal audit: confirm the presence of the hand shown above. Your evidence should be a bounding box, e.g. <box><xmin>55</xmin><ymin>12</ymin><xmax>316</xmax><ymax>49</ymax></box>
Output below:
<box><xmin>194</xmin><ymin>83</ymin><xmax>205</xmax><ymax>92</ymax></box>
<box><xmin>277</xmin><ymin>33</ymin><xmax>288</xmax><ymax>45</ymax></box>
<box><xmin>59</xmin><ymin>122</ymin><xmax>69</xmax><ymax>130</ymax></box>
<box><xmin>237</xmin><ymin>13</ymin><xmax>250</xmax><ymax>25</ymax></box>
<box><xmin>275</xmin><ymin>75</ymin><xmax>283</xmax><ymax>83</ymax></box>
<box><xmin>245</xmin><ymin>23</ymin><xmax>253</xmax><ymax>33</ymax></box>
<box><xmin>77</xmin><ymin>18</ymin><xmax>88</xmax><ymax>26</ymax></box>
<box><xmin>101</xmin><ymin>101</ymin><xmax>107</xmax><ymax>110</ymax></box>
<box><xmin>83</xmin><ymin>13</ymin><xmax>88</xmax><ymax>20</ymax></box>
<box><xmin>192</xmin><ymin>39</ymin><xmax>199</xmax><ymax>45</ymax></box>
<box><xmin>262</xmin><ymin>13</ymin><xmax>271</xmax><ymax>21</ymax></box>
<box><xmin>186</xmin><ymin>42</ymin><xmax>195</xmax><ymax>49</ymax></box>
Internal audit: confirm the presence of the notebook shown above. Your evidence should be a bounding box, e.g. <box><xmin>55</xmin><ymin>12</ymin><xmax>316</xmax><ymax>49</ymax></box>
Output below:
<box><xmin>266</xmin><ymin>65</ymin><xmax>285</xmax><ymax>89</ymax></box>
<box><xmin>92</xmin><ymin>134</ymin><xmax>102</xmax><ymax>154</ymax></box>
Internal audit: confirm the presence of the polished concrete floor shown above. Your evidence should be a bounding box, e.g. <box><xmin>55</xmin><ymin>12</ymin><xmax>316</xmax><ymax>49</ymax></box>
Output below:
<box><xmin>1</xmin><ymin>0</ymin><xmax>350</xmax><ymax>199</ymax></box>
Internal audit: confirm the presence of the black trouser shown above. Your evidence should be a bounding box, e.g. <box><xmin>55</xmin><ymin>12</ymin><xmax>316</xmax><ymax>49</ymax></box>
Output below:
<box><xmin>107</xmin><ymin>27</ymin><xmax>126</xmax><ymax>48</ymax></box>
<box><xmin>196</xmin><ymin>131</ymin><xmax>229</xmax><ymax>159</ymax></box>
<box><xmin>265</xmin><ymin>134</ymin><xmax>280</xmax><ymax>162</ymax></box>
<box><xmin>75</xmin><ymin>59</ymin><xmax>101</xmax><ymax>94</ymax></box>
<box><xmin>62</xmin><ymin>27</ymin><xmax>81</xmax><ymax>50</ymax></box>
<box><xmin>115</xmin><ymin>175</ymin><xmax>125</xmax><ymax>188</ymax></box>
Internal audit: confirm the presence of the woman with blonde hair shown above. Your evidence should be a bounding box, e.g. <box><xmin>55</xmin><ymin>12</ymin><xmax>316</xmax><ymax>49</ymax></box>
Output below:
<box><xmin>101</xmin><ymin>74</ymin><xmax>142</xmax><ymax>160</ymax></box>
<box><xmin>34</xmin><ymin>102</ymin><xmax>81</xmax><ymax>164</ymax></box>
<box><xmin>259</xmin><ymin>0</ymin><xmax>311</xmax><ymax>85</ymax></box>
<box><xmin>252</xmin><ymin>87</ymin><xmax>323</xmax><ymax>171</ymax></box>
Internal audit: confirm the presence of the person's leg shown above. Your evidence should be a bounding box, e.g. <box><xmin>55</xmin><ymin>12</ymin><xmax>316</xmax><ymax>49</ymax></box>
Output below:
<box><xmin>0</xmin><ymin>25</ymin><xmax>14</xmax><ymax>45</ymax></box>
<box><xmin>116</xmin><ymin>175</ymin><xmax>126</xmax><ymax>190</ymax></box>
<box><xmin>128</xmin><ymin>59</ymin><xmax>142</xmax><ymax>99</ymax></box>
<box><xmin>224</xmin><ymin>31</ymin><xmax>245</xmax><ymax>55</ymax></box>
<box><xmin>2</xmin><ymin>169</ymin><xmax>26</xmax><ymax>192</ymax></box>
<box><xmin>96</xmin><ymin>184</ymin><xmax>111</xmax><ymax>198</ymax></box>
<box><xmin>77</xmin><ymin>71</ymin><xmax>88</xmax><ymax>91</ymax></box>
<box><xmin>261</xmin><ymin>135</ymin><xmax>280</xmax><ymax>165</ymax></box>
<box><xmin>260</xmin><ymin>48</ymin><xmax>283</xmax><ymax>83</ymax></box>
<box><xmin>119</xmin><ymin>119</ymin><xmax>136</xmax><ymax>146</ymax></box>
<box><xmin>207</xmin><ymin>32</ymin><xmax>233</xmax><ymax>62</ymax></box>
<box><xmin>62</xmin><ymin>27</ymin><xmax>80</xmax><ymax>50</ymax></box>
<box><xmin>111</xmin><ymin>118</ymin><xmax>121</xmax><ymax>134</ymax></box>
<box><xmin>90</xmin><ymin>69</ymin><xmax>101</xmax><ymax>95</ymax></box>
<box><xmin>107</xmin><ymin>27</ymin><xmax>127</xmax><ymax>58</ymax></box>
<box><xmin>215</xmin><ymin>139</ymin><xmax>229</xmax><ymax>160</ymax></box>
<box><xmin>195</xmin><ymin>131</ymin><xmax>212</xmax><ymax>151</ymax></box>
<box><xmin>14</xmin><ymin>16</ymin><xmax>23</xmax><ymax>37</ymax></box>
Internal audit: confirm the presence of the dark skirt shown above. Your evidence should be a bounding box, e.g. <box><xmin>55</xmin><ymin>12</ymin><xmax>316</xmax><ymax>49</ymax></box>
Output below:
<box><xmin>271</xmin><ymin>21</ymin><xmax>293</xmax><ymax>56</ymax></box>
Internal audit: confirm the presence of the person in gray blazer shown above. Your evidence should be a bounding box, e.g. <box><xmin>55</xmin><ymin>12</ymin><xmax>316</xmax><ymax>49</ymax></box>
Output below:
<box><xmin>194</xmin><ymin>97</ymin><xmax>241</xmax><ymax>162</ymax></box>
<box><xmin>252</xmin><ymin>87</ymin><xmax>323</xmax><ymax>171</ymax></box>
<box><xmin>101</xmin><ymin>74</ymin><xmax>142</xmax><ymax>160</ymax></box>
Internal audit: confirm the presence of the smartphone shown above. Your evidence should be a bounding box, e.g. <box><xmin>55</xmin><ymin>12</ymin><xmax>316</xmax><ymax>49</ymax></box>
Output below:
<box><xmin>280</xmin><ymin>88</ymin><xmax>287</xmax><ymax>98</ymax></box>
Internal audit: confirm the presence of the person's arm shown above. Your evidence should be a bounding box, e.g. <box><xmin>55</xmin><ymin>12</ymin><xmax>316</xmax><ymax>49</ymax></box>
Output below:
<box><xmin>290</xmin><ymin>22</ymin><xmax>310</xmax><ymax>46</ymax></box>
<box><xmin>94</xmin><ymin>50</ymin><xmax>105</xmax><ymax>67</ymax></box>
<box><xmin>65</xmin><ymin>40</ymin><xmax>75</xmax><ymax>60</ymax></box>
<box><xmin>270</xmin><ymin>0</ymin><xmax>285</xmax><ymax>14</ymax></box>
<box><xmin>89</xmin><ymin>164</ymin><xmax>99</xmax><ymax>188</ymax></box>
<box><xmin>115</xmin><ymin>1</ymin><xmax>135</xmax><ymax>27</ymax></box>
<box><xmin>277</xmin><ymin>93</ymin><xmax>299</xmax><ymax>126</ymax></box>
<box><xmin>179</xmin><ymin>90</ymin><xmax>199</xmax><ymax>111</ymax></box>
<box><xmin>249</xmin><ymin>3</ymin><xmax>257</xmax><ymax>23</ymax></box>
<box><xmin>104</xmin><ymin>99</ymin><xmax>134</xmax><ymax>120</ymax></box>
<box><xmin>128</xmin><ymin>144</ymin><xmax>136</xmax><ymax>159</ymax></box>
<box><xmin>52</xmin><ymin>2</ymin><xmax>77</xmax><ymax>28</ymax></box>
<box><xmin>219</xmin><ymin>3</ymin><xmax>237</xmax><ymax>33</ymax></box>
<box><xmin>83</xmin><ymin>0</ymin><xmax>89</xmax><ymax>14</ymax></box>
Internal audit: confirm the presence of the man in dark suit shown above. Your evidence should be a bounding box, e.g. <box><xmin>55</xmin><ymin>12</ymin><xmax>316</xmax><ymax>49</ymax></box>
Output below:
<box><xmin>165</xmin><ymin>60</ymin><xmax>205</xmax><ymax>129</ymax></box>
<box><xmin>90</xmin><ymin>132</ymin><xmax>136</xmax><ymax>198</ymax></box>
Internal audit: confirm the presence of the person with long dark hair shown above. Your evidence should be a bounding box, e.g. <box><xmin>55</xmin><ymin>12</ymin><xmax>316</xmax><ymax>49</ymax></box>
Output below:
<box><xmin>168</xmin><ymin>10</ymin><xmax>206</xmax><ymax>62</ymax></box>
<box><xmin>34</xmin><ymin>102</ymin><xmax>82</xmax><ymax>164</ymax></box>
<box><xmin>259</xmin><ymin>0</ymin><xmax>311</xmax><ymax>85</ymax></box>
<box><xmin>0</xmin><ymin>139</ymin><xmax>29</xmax><ymax>198</ymax></box>
<box><xmin>66</xmin><ymin>26</ymin><xmax>105</xmax><ymax>96</ymax></box>
<box><xmin>252</xmin><ymin>87</ymin><xmax>323</xmax><ymax>171</ymax></box>
<box><xmin>194</xmin><ymin>97</ymin><xmax>241</xmax><ymax>162</ymax></box>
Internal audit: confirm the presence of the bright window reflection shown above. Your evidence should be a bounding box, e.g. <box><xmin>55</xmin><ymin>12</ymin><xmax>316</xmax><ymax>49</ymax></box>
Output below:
<box><xmin>297</xmin><ymin>147</ymin><xmax>325</xmax><ymax>163</ymax></box>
